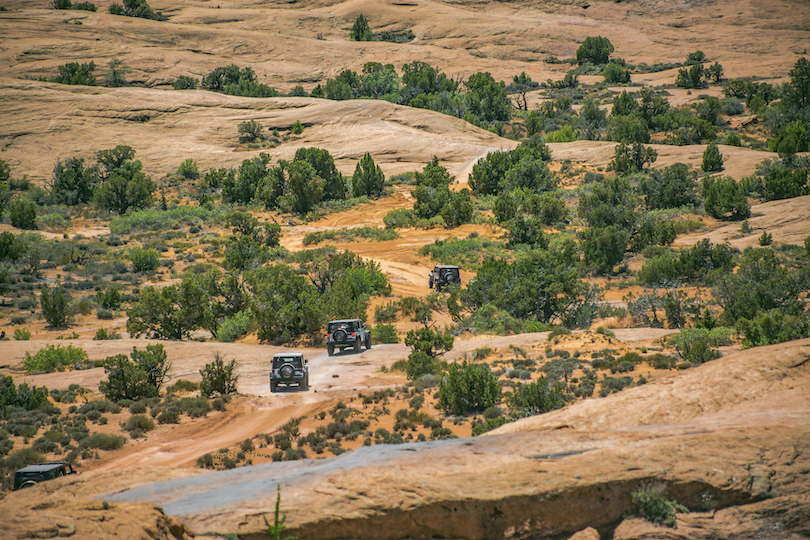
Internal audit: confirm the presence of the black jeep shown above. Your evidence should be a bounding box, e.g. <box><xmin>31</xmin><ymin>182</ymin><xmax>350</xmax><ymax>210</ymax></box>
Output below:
<box><xmin>269</xmin><ymin>353</ymin><xmax>309</xmax><ymax>392</ymax></box>
<box><xmin>14</xmin><ymin>462</ymin><xmax>76</xmax><ymax>490</ymax></box>
<box><xmin>327</xmin><ymin>319</ymin><xmax>371</xmax><ymax>356</ymax></box>
<box><xmin>428</xmin><ymin>264</ymin><xmax>460</xmax><ymax>291</ymax></box>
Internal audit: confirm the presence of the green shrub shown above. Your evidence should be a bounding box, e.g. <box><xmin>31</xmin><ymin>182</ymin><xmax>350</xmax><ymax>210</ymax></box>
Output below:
<box><xmin>93</xmin><ymin>327</ymin><xmax>121</xmax><ymax>340</ymax></box>
<box><xmin>302</xmin><ymin>227</ymin><xmax>398</xmax><ymax>246</ymax></box>
<box><xmin>10</xmin><ymin>198</ymin><xmax>38</xmax><ymax>230</ymax></box>
<box><xmin>701</xmin><ymin>143</ymin><xmax>724</xmax><ymax>172</ymax></box>
<box><xmin>471</xmin><ymin>416</ymin><xmax>509</xmax><ymax>435</ymax></box>
<box><xmin>176</xmin><ymin>159</ymin><xmax>199</xmax><ymax>180</ymax></box>
<box><xmin>374</xmin><ymin>301</ymin><xmax>400</xmax><ymax>323</ymax></box>
<box><xmin>216</xmin><ymin>310</ymin><xmax>254</xmax><ymax>342</ymax></box>
<box><xmin>200</xmin><ymin>353</ymin><xmax>238</xmax><ymax>397</ymax></box>
<box><xmin>81</xmin><ymin>432</ymin><xmax>126</xmax><ymax>450</ymax></box>
<box><xmin>472</xmin><ymin>347</ymin><xmax>493</xmax><ymax>361</ymax></box>
<box><xmin>506</xmin><ymin>377</ymin><xmax>568</xmax><ymax>418</ymax></box>
<box><xmin>177</xmin><ymin>397</ymin><xmax>211</xmax><ymax>418</ymax></box>
<box><xmin>647</xmin><ymin>353</ymin><xmax>677</xmax><ymax>369</ymax></box>
<box><xmin>370</xmin><ymin>324</ymin><xmax>399</xmax><ymax>344</ymax></box>
<box><xmin>110</xmin><ymin>206</ymin><xmax>224</xmax><ymax>235</ymax></box>
<box><xmin>123</xmin><ymin>414</ymin><xmax>155</xmax><ymax>432</ymax></box>
<box><xmin>23</xmin><ymin>344</ymin><xmax>89</xmax><ymax>373</ymax></box>
<box><xmin>13</xmin><ymin>328</ymin><xmax>31</xmax><ymax>341</ymax></box>
<box><xmin>40</xmin><ymin>284</ymin><xmax>75</xmax><ymax>328</ymax></box>
<box><xmin>129</xmin><ymin>248</ymin><xmax>160</xmax><ymax>273</ymax></box>
<box><xmin>172</xmin><ymin>76</ymin><xmax>198</xmax><ymax>90</ymax></box>
<box><xmin>599</xmin><ymin>376</ymin><xmax>634</xmax><ymax>396</ymax></box>
<box><xmin>632</xmin><ymin>483</ymin><xmax>688</xmax><ymax>528</ymax></box>
<box><xmin>437</xmin><ymin>361</ymin><xmax>501</xmax><ymax>415</ymax></box>
<box><xmin>667</xmin><ymin>327</ymin><xmax>733</xmax><ymax>364</ymax></box>
<box><xmin>167</xmin><ymin>380</ymin><xmax>200</xmax><ymax>394</ymax></box>
<box><xmin>737</xmin><ymin>309</ymin><xmax>810</xmax><ymax>348</ymax></box>
<box><xmin>157</xmin><ymin>409</ymin><xmax>180</xmax><ymax>424</ymax></box>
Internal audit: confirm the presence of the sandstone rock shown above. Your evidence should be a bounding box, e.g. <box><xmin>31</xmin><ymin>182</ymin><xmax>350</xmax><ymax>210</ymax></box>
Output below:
<box><xmin>567</xmin><ymin>526</ymin><xmax>600</xmax><ymax>540</ymax></box>
<box><xmin>96</xmin><ymin>339</ymin><xmax>810</xmax><ymax>540</ymax></box>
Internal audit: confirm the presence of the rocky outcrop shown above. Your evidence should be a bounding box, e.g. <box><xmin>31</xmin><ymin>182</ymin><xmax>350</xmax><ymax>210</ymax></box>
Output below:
<box><xmin>91</xmin><ymin>339</ymin><xmax>810</xmax><ymax>539</ymax></box>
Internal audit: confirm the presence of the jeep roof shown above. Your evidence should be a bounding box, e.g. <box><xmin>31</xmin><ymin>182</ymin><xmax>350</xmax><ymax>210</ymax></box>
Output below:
<box><xmin>328</xmin><ymin>318</ymin><xmax>363</xmax><ymax>324</ymax></box>
<box><xmin>16</xmin><ymin>463</ymin><xmax>73</xmax><ymax>474</ymax></box>
<box><xmin>433</xmin><ymin>265</ymin><xmax>458</xmax><ymax>270</ymax></box>
<box><xmin>273</xmin><ymin>352</ymin><xmax>303</xmax><ymax>358</ymax></box>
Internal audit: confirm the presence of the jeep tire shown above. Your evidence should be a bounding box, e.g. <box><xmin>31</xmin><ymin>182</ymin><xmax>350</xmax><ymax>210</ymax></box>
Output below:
<box><xmin>366</xmin><ymin>335</ymin><xmax>372</xmax><ymax>350</ymax></box>
<box><xmin>354</xmin><ymin>340</ymin><xmax>361</xmax><ymax>353</ymax></box>
<box><xmin>328</xmin><ymin>343</ymin><xmax>334</xmax><ymax>356</ymax></box>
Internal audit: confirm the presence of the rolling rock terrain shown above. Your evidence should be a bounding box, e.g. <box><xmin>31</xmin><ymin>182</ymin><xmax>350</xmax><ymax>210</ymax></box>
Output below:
<box><xmin>2</xmin><ymin>339</ymin><xmax>809</xmax><ymax>539</ymax></box>
<box><xmin>1</xmin><ymin>0</ymin><xmax>810</xmax><ymax>537</ymax></box>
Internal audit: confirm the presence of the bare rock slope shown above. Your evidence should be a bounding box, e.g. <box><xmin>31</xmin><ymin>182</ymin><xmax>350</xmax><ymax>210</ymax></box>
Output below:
<box><xmin>3</xmin><ymin>339</ymin><xmax>804</xmax><ymax>539</ymax></box>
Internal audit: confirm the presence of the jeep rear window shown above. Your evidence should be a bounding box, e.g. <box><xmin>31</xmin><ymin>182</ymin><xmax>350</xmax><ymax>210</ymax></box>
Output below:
<box><xmin>329</xmin><ymin>322</ymin><xmax>354</xmax><ymax>332</ymax></box>
<box><xmin>274</xmin><ymin>357</ymin><xmax>302</xmax><ymax>368</ymax></box>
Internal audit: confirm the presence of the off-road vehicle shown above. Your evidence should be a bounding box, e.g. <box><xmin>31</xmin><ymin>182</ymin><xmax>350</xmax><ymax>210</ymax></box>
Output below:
<box><xmin>14</xmin><ymin>462</ymin><xmax>76</xmax><ymax>490</ymax></box>
<box><xmin>326</xmin><ymin>319</ymin><xmax>371</xmax><ymax>356</ymax></box>
<box><xmin>428</xmin><ymin>264</ymin><xmax>460</xmax><ymax>291</ymax></box>
<box><xmin>269</xmin><ymin>353</ymin><xmax>309</xmax><ymax>392</ymax></box>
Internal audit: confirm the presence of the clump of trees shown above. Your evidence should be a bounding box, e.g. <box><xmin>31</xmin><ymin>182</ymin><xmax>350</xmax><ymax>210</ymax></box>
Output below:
<box><xmin>201</xmin><ymin>65</ymin><xmax>278</xmax><ymax>98</ymax></box>
<box><xmin>310</xmin><ymin>61</ymin><xmax>511</xmax><ymax>128</ymax></box>
<box><xmin>109</xmin><ymin>0</ymin><xmax>165</xmax><ymax>20</ymax></box>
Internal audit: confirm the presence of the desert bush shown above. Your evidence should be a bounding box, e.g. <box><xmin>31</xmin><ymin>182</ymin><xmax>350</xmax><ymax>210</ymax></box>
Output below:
<box><xmin>374</xmin><ymin>301</ymin><xmax>399</xmax><ymax>323</ymax></box>
<box><xmin>369</xmin><ymin>324</ymin><xmax>399</xmax><ymax>344</ymax></box>
<box><xmin>172</xmin><ymin>76</ymin><xmax>198</xmax><ymax>90</ymax></box>
<box><xmin>109</xmin><ymin>206</ymin><xmax>224</xmax><ymax>235</ymax></box>
<box><xmin>176</xmin><ymin>159</ymin><xmax>199</xmax><ymax>180</ymax></box>
<box><xmin>199</xmin><ymin>353</ymin><xmax>239</xmax><ymax>398</ymax></box>
<box><xmin>157</xmin><ymin>409</ymin><xmax>180</xmax><ymax>424</ymax></box>
<box><xmin>123</xmin><ymin>414</ymin><xmax>155</xmax><ymax>433</ymax></box>
<box><xmin>437</xmin><ymin>361</ymin><xmax>501</xmax><ymax>415</ymax></box>
<box><xmin>702</xmin><ymin>176</ymin><xmax>750</xmax><ymax>220</ymax></box>
<box><xmin>737</xmin><ymin>309</ymin><xmax>810</xmax><ymax>348</ymax></box>
<box><xmin>129</xmin><ymin>248</ymin><xmax>160</xmax><ymax>273</ymax></box>
<box><xmin>10</xmin><ymin>198</ymin><xmax>37</xmax><ymax>230</ymax></box>
<box><xmin>701</xmin><ymin>143</ymin><xmax>724</xmax><ymax>172</ymax></box>
<box><xmin>667</xmin><ymin>327</ymin><xmax>733</xmax><ymax>364</ymax></box>
<box><xmin>576</xmin><ymin>36</ymin><xmax>614</xmax><ymax>64</ymax></box>
<box><xmin>216</xmin><ymin>310</ymin><xmax>254</xmax><ymax>343</ymax></box>
<box><xmin>506</xmin><ymin>377</ymin><xmax>568</xmax><ymax>418</ymax></box>
<box><xmin>176</xmin><ymin>397</ymin><xmax>210</xmax><ymax>418</ymax></box>
<box><xmin>13</xmin><ymin>328</ymin><xmax>31</xmax><ymax>341</ymax></box>
<box><xmin>99</xmin><ymin>344</ymin><xmax>170</xmax><ymax>401</ymax></box>
<box><xmin>23</xmin><ymin>344</ymin><xmax>88</xmax><ymax>373</ymax></box>
<box><xmin>632</xmin><ymin>483</ymin><xmax>687</xmax><ymax>528</ymax></box>
<box><xmin>93</xmin><ymin>327</ymin><xmax>122</xmax><ymax>340</ymax></box>
<box><xmin>80</xmin><ymin>432</ymin><xmax>125</xmax><ymax>451</ymax></box>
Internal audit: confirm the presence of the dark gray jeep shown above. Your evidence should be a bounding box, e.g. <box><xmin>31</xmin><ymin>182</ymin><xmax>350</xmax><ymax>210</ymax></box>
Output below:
<box><xmin>428</xmin><ymin>264</ymin><xmax>460</xmax><ymax>291</ymax></box>
<box><xmin>14</xmin><ymin>462</ymin><xmax>76</xmax><ymax>490</ymax></box>
<box><xmin>327</xmin><ymin>319</ymin><xmax>371</xmax><ymax>356</ymax></box>
<box><xmin>269</xmin><ymin>353</ymin><xmax>309</xmax><ymax>392</ymax></box>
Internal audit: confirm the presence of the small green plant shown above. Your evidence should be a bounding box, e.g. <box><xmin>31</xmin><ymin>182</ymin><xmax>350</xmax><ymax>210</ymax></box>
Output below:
<box><xmin>758</xmin><ymin>231</ymin><xmax>773</xmax><ymax>246</ymax></box>
<box><xmin>94</xmin><ymin>327</ymin><xmax>122</xmax><ymax>340</ymax></box>
<box><xmin>632</xmin><ymin>483</ymin><xmax>688</xmax><ymax>528</ymax></box>
<box><xmin>369</xmin><ymin>324</ymin><xmax>399</xmax><ymax>344</ymax></box>
<box><xmin>264</xmin><ymin>485</ymin><xmax>294</xmax><ymax>540</ymax></box>
<box><xmin>13</xmin><ymin>328</ymin><xmax>31</xmax><ymax>341</ymax></box>
<box><xmin>129</xmin><ymin>248</ymin><xmax>160</xmax><ymax>273</ymax></box>
<box><xmin>291</xmin><ymin>120</ymin><xmax>303</xmax><ymax>135</ymax></box>
<box><xmin>200</xmin><ymin>352</ymin><xmax>239</xmax><ymax>397</ymax></box>
<box><xmin>23</xmin><ymin>344</ymin><xmax>89</xmax><ymax>373</ymax></box>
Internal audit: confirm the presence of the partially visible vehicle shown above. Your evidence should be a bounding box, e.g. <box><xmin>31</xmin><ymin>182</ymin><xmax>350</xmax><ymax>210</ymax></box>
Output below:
<box><xmin>428</xmin><ymin>264</ymin><xmax>460</xmax><ymax>291</ymax></box>
<box><xmin>14</xmin><ymin>462</ymin><xmax>76</xmax><ymax>490</ymax></box>
<box><xmin>326</xmin><ymin>319</ymin><xmax>371</xmax><ymax>356</ymax></box>
<box><xmin>270</xmin><ymin>353</ymin><xmax>309</xmax><ymax>392</ymax></box>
